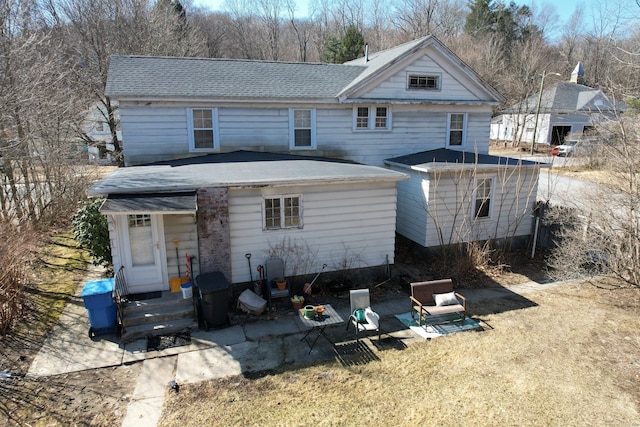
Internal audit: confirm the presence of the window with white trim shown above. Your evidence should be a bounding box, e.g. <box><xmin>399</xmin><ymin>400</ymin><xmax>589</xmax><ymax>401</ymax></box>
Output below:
<box><xmin>408</xmin><ymin>74</ymin><xmax>440</xmax><ymax>90</ymax></box>
<box><xmin>289</xmin><ymin>109</ymin><xmax>316</xmax><ymax>149</ymax></box>
<box><xmin>263</xmin><ymin>195</ymin><xmax>302</xmax><ymax>230</ymax></box>
<box><xmin>187</xmin><ymin>108</ymin><xmax>219</xmax><ymax>151</ymax></box>
<box><xmin>447</xmin><ymin>113</ymin><xmax>466</xmax><ymax>146</ymax></box>
<box><xmin>474</xmin><ymin>177</ymin><xmax>493</xmax><ymax>219</ymax></box>
<box><xmin>353</xmin><ymin>106</ymin><xmax>391</xmax><ymax>130</ymax></box>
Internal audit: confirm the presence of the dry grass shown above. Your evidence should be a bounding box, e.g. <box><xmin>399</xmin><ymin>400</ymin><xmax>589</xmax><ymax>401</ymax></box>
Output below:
<box><xmin>548</xmin><ymin>167</ymin><xmax>614</xmax><ymax>186</ymax></box>
<box><xmin>159</xmin><ymin>281</ymin><xmax>640</xmax><ymax>427</ymax></box>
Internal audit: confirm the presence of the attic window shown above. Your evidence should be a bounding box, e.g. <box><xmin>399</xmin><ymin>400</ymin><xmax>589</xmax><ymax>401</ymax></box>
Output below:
<box><xmin>408</xmin><ymin>74</ymin><xmax>440</xmax><ymax>90</ymax></box>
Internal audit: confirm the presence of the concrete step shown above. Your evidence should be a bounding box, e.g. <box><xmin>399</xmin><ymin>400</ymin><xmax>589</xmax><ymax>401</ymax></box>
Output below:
<box><xmin>124</xmin><ymin>292</ymin><xmax>192</xmax><ymax>315</ymax></box>
<box><xmin>122</xmin><ymin>304</ymin><xmax>194</xmax><ymax>327</ymax></box>
<box><xmin>119</xmin><ymin>318</ymin><xmax>198</xmax><ymax>344</ymax></box>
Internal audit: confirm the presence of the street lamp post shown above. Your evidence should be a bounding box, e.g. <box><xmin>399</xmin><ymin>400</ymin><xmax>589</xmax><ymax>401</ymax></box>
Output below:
<box><xmin>530</xmin><ymin>71</ymin><xmax>561</xmax><ymax>155</ymax></box>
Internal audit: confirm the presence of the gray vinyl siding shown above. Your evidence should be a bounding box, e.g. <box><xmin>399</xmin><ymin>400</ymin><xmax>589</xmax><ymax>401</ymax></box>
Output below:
<box><xmin>120</xmin><ymin>102</ymin><xmax>493</xmax><ymax>166</ymax></box>
<box><xmin>394</xmin><ymin>172</ymin><xmax>429</xmax><ymax>246</ymax></box>
<box><xmin>227</xmin><ymin>182</ymin><xmax>398</xmax><ymax>283</ymax></box>
<box><xmin>162</xmin><ymin>214</ymin><xmax>200</xmax><ymax>280</ymax></box>
<box><xmin>361</xmin><ymin>53</ymin><xmax>480</xmax><ymax>101</ymax></box>
<box><xmin>120</xmin><ymin>105</ymin><xmax>189</xmax><ymax>165</ymax></box>
<box><xmin>392</xmin><ymin>166</ymin><xmax>538</xmax><ymax>248</ymax></box>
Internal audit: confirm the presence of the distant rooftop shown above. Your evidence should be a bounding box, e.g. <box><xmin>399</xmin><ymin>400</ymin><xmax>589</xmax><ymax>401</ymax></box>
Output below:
<box><xmin>505</xmin><ymin>81</ymin><xmax>620</xmax><ymax>114</ymax></box>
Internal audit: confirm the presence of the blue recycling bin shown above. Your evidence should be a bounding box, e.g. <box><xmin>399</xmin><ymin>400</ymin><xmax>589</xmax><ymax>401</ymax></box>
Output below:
<box><xmin>82</xmin><ymin>278</ymin><xmax>117</xmax><ymax>338</ymax></box>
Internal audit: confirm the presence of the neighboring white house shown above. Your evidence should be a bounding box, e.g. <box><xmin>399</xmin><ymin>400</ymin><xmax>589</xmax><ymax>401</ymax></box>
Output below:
<box><xmin>81</xmin><ymin>104</ymin><xmax>121</xmax><ymax>164</ymax></box>
<box><xmin>491</xmin><ymin>63</ymin><xmax>620</xmax><ymax>145</ymax></box>
<box><xmin>90</xmin><ymin>35</ymin><xmax>541</xmax><ymax>292</ymax></box>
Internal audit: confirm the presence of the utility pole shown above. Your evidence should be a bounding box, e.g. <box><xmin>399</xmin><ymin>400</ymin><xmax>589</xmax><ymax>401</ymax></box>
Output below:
<box><xmin>530</xmin><ymin>71</ymin><xmax>561</xmax><ymax>155</ymax></box>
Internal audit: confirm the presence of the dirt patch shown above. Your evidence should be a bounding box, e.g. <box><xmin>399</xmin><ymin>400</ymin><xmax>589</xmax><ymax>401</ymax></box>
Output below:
<box><xmin>1</xmin><ymin>365</ymin><xmax>140</xmax><ymax>426</ymax></box>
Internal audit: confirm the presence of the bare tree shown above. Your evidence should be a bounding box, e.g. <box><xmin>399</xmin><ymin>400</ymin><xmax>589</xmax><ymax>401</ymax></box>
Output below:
<box><xmin>190</xmin><ymin>9</ymin><xmax>232</xmax><ymax>58</ymax></box>
<box><xmin>54</xmin><ymin>0</ymin><xmax>206</xmax><ymax>163</ymax></box>
<box><xmin>0</xmin><ymin>0</ymin><xmax>97</xmax><ymax>226</ymax></box>
<box><xmin>286</xmin><ymin>0</ymin><xmax>314</xmax><ymax>61</ymax></box>
<box><xmin>256</xmin><ymin>0</ymin><xmax>283</xmax><ymax>60</ymax></box>
<box><xmin>547</xmin><ymin>114</ymin><xmax>640</xmax><ymax>287</ymax></box>
<box><xmin>224</xmin><ymin>0</ymin><xmax>265</xmax><ymax>59</ymax></box>
<box><xmin>391</xmin><ymin>0</ymin><xmax>441</xmax><ymax>39</ymax></box>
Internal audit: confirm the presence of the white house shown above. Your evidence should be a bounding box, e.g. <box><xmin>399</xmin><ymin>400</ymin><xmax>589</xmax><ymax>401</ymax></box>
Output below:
<box><xmin>492</xmin><ymin>63</ymin><xmax>620</xmax><ymax>146</ymax></box>
<box><xmin>90</xmin><ymin>35</ymin><xmax>540</xmax><ymax>295</ymax></box>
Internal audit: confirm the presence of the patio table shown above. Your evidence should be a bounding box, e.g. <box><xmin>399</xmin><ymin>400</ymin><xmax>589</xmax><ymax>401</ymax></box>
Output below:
<box><xmin>298</xmin><ymin>304</ymin><xmax>344</xmax><ymax>354</ymax></box>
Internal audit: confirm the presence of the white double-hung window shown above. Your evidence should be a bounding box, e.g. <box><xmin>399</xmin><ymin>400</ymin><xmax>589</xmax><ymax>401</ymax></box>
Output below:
<box><xmin>187</xmin><ymin>108</ymin><xmax>220</xmax><ymax>151</ymax></box>
<box><xmin>353</xmin><ymin>106</ymin><xmax>391</xmax><ymax>131</ymax></box>
<box><xmin>473</xmin><ymin>177</ymin><xmax>493</xmax><ymax>219</ymax></box>
<box><xmin>447</xmin><ymin>113</ymin><xmax>466</xmax><ymax>147</ymax></box>
<box><xmin>263</xmin><ymin>195</ymin><xmax>303</xmax><ymax>230</ymax></box>
<box><xmin>289</xmin><ymin>109</ymin><xmax>316</xmax><ymax>149</ymax></box>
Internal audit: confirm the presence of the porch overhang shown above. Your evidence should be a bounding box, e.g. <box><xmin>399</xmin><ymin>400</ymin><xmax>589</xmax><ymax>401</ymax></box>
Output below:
<box><xmin>99</xmin><ymin>192</ymin><xmax>197</xmax><ymax>214</ymax></box>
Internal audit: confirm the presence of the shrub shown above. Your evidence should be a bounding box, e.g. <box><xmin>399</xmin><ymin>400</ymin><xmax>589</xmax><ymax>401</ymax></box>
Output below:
<box><xmin>0</xmin><ymin>227</ymin><xmax>28</xmax><ymax>335</ymax></box>
<box><xmin>72</xmin><ymin>198</ymin><xmax>112</xmax><ymax>269</ymax></box>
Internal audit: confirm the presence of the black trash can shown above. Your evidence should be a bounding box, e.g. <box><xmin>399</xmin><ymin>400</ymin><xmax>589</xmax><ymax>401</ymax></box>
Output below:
<box><xmin>196</xmin><ymin>272</ymin><xmax>231</xmax><ymax>330</ymax></box>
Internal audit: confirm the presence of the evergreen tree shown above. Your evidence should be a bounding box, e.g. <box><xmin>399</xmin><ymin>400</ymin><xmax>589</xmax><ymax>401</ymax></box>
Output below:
<box><xmin>321</xmin><ymin>24</ymin><xmax>365</xmax><ymax>64</ymax></box>
<box><xmin>464</xmin><ymin>0</ymin><xmax>495</xmax><ymax>37</ymax></box>
<box><xmin>338</xmin><ymin>24</ymin><xmax>365</xmax><ymax>63</ymax></box>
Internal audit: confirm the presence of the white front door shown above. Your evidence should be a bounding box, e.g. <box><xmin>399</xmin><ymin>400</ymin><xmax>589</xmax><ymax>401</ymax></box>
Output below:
<box><xmin>119</xmin><ymin>214</ymin><xmax>167</xmax><ymax>293</ymax></box>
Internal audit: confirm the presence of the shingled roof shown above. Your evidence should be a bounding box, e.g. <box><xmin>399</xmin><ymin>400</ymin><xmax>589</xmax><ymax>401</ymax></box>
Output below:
<box><xmin>105</xmin><ymin>35</ymin><xmax>504</xmax><ymax>103</ymax></box>
<box><xmin>506</xmin><ymin>81</ymin><xmax>619</xmax><ymax>114</ymax></box>
<box><xmin>105</xmin><ymin>56</ymin><xmax>367</xmax><ymax>100</ymax></box>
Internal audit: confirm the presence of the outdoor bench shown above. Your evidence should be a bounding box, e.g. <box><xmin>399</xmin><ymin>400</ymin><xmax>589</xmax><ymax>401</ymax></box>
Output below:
<box><xmin>410</xmin><ymin>279</ymin><xmax>466</xmax><ymax>326</ymax></box>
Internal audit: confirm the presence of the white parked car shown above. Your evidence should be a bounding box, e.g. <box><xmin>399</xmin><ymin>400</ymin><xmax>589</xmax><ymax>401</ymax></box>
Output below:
<box><xmin>552</xmin><ymin>139</ymin><xmax>597</xmax><ymax>157</ymax></box>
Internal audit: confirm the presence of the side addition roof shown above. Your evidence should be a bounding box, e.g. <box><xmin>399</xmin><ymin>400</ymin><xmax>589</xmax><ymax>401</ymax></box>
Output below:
<box><xmin>384</xmin><ymin>148</ymin><xmax>548</xmax><ymax>173</ymax></box>
<box><xmin>90</xmin><ymin>151</ymin><xmax>408</xmax><ymax>195</ymax></box>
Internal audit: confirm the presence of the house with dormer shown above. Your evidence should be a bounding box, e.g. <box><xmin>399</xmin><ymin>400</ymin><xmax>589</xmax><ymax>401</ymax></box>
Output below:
<box><xmin>90</xmin><ymin>35</ymin><xmax>542</xmax><ymax>298</ymax></box>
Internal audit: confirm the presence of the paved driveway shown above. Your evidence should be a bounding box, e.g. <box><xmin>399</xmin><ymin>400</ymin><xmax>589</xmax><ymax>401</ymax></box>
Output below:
<box><xmin>538</xmin><ymin>169</ymin><xmax>601</xmax><ymax>210</ymax></box>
